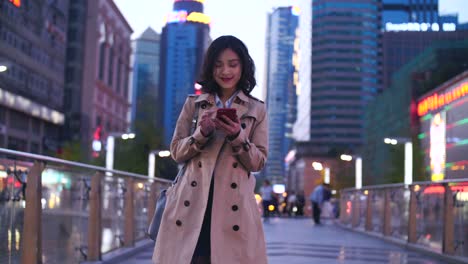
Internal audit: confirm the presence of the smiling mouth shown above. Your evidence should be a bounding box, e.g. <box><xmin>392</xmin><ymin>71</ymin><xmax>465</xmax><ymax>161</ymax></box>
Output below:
<box><xmin>221</xmin><ymin>77</ymin><xmax>233</xmax><ymax>83</ymax></box>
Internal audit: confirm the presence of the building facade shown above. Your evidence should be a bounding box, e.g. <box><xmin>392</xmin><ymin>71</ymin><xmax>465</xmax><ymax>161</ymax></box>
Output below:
<box><xmin>381</xmin><ymin>0</ymin><xmax>438</xmax><ymax>28</ymax></box>
<box><xmin>64</xmin><ymin>0</ymin><xmax>133</xmax><ymax>159</ymax></box>
<box><xmin>0</xmin><ymin>0</ymin><xmax>68</xmax><ymax>154</ymax></box>
<box><xmin>159</xmin><ymin>0</ymin><xmax>210</xmax><ymax>147</ymax></box>
<box><xmin>130</xmin><ymin>27</ymin><xmax>161</xmax><ymax>130</ymax></box>
<box><xmin>264</xmin><ymin>6</ymin><xmax>299</xmax><ymax>184</ymax></box>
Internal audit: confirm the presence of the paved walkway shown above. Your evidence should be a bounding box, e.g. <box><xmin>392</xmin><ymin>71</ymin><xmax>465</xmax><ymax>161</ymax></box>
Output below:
<box><xmin>115</xmin><ymin>218</ymin><xmax>445</xmax><ymax>264</ymax></box>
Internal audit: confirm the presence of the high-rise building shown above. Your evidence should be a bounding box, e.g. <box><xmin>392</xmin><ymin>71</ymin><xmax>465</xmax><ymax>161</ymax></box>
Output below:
<box><xmin>381</xmin><ymin>0</ymin><xmax>438</xmax><ymax>28</ymax></box>
<box><xmin>264</xmin><ymin>6</ymin><xmax>299</xmax><ymax>184</ymax></box>
<box><xmin>159</xmin><ymin>0</ymin><xmax>210</xmax><ymax>147</ymax></box>
<box><xmin>0</xmin><ymin>0</ymin><xmax>69</xmax><ymax>154</ymax></box>
<box><xmin>130</xmin><ymin>28</ymin><xmax>161</xmax><ymax>130</ymax></box>
<box><xmin>64</xmin><ymin>0</ymin><xmax>133</xmax><ymax>159</ymax></box>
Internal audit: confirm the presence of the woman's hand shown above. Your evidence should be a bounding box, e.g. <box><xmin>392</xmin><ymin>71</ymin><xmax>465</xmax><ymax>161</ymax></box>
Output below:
<box><xmin>214</xmin><ymin>114</ymin><xmax>241</xmax><ymax>139</ymax></box>
<box><xmin>199</xmin><ymin>110</ymin><xmax>216</xmax><ymax>137</ymax></box>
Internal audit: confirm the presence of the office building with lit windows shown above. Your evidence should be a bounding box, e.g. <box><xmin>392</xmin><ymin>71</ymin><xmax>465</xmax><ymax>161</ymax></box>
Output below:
<box><xmin>160</xmin><ymin>0</ymin><xmax>210</xmax><ymax>147</ymax></box>
<box><xmin>64</xmin><ymin>0</ymin><xmax>133</xmax><ymax>159</ymax></box>
<box><xmin>0</xmin><ymin>0</ymin><xmax>69</xmax><ymax>154</ymax></box>
<box><xmin>264</xmin><ymin>6</ymin><xmax>299</xmax><ymax>184</ymax></box>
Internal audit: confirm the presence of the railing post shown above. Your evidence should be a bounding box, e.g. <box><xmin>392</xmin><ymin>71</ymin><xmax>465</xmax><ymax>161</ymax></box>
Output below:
<box><xmin>352</xmin><ymin>192</ymin><xmax>360</xmax><ymax>228</ymax></box>
<box><xmin>365</xmin><ymin>190</ymin><xmax>372</xmax><ymax>231</ymax></box>
<box><xmin>442</xmin><ymin>183</ymin><xmax>454</xmax><ymax>254</ymax></box>
<box><xmin>408</xmin><ymin>185</ymin><xmax>417</xmax><ymax>243</ymax></box>
<box><xmin>383</xmin><ymin>189</ymin><xmax>391</xmax><ymax>236</ymax></box>
<box><xmin>21</xmin><ymin>161</ymin><xmax>45</xmax><ymax>264</ymax></box>
<box><xmin>148</xmin><ymin>181</ymin><xmax>160</xmax><ymax>225</ymax></box>
<box><xmin>88</xmin><ymin>172</ymin><xmax>103</xmax><ymax>261</ymax></box>
<box><xmin>124</xmin><ymin>177</ymin><xmax>135</xmax><ymax>247</ymax></box>
<box><xmin>339</xmin><ymin>192</ymin><xmax>346</xmax><ymax>224</ymax></box>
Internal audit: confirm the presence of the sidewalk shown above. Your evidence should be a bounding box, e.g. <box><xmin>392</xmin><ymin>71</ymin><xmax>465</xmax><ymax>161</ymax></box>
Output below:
<box><xmin>115</xmin><ymin>218</ymin><xmax>446</xmax><ymax>264</ymax></box>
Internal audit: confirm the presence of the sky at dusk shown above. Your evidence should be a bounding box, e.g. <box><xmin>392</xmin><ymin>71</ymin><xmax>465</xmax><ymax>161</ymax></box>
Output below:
<box><xmin>115</xmin><ymin>0</ymin><xmax>467</xmax><ymax>100</ymax></box>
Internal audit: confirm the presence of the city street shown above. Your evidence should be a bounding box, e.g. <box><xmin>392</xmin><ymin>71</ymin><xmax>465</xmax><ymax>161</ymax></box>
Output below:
<box><xmin>115</xmin><ymin>218</ymin><xmax>446</xmax><ymax>264</ymax></box>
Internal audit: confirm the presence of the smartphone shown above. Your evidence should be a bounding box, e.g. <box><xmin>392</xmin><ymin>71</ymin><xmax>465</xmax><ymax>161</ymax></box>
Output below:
<box><xmin>216</xmin><ymin>108</ymin><xmax>237</xmax><ymax>121</ymax></box>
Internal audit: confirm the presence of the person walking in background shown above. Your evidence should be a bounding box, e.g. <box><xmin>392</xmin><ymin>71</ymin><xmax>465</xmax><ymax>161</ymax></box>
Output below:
<box><xmin>309</xmin><ymin>183</ymin><xmax>331</xmax><ymax>225</ymax></box>
<box><xmin>152</xmin><ymin>35</ymin><xmax>269</xmax><ymax>264</ymax></box>
<box><xmin>260</xmin><ymin>179</ymin><xmax>273</xmax><ymax>222</ymax></box>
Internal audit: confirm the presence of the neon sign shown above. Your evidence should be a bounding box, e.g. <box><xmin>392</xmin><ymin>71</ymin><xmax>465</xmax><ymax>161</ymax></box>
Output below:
<box><xmin>417</xmin><ymin>81</ymin><xmax>468</xmax><ymax>116</ymax></box>
<box><xmin>166</xmin><ymin>10</ymin><xmax>211</xmax><ymax>25</ymax></box>
<box><xmin>385</xmin><ymin>22</ymin><xmax>456</xmax><ymax>32</ymax></box>
<box><xmin>8</xmin><ymin>0</ymin><xmax>20</xmax><ymax>7</ymax></box>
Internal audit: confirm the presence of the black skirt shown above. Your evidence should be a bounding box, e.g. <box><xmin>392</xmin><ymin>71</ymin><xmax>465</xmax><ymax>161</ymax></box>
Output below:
<box><xmin>193</xmin><ymin>175</ymin><xmax>214</xmax><ymax>257</ymax></box>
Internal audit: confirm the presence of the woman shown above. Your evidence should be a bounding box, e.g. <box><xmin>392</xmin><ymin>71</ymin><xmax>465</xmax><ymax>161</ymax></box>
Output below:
<box><xmin>152</xmin><ymin>35</ymin><xmax>268</xmax><ymax>264</ymax></box>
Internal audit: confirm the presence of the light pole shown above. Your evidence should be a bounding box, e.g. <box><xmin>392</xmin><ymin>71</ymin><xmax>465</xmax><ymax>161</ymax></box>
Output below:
<box><xmin>384</xmin><ymin>137</ymin><xmax>413</xmax><ymax>185</ymax></box>
<box><xmin>105</xmin><ymin>132</ymin><xmax>135</xmax><ymax>176</ymax></box>
<box><xmin>312</xmin><ymin>162</ymin><xmax>330</xmax><ymax>184</ymax></box>
<box><xmin>340</xmin><ymin>154</ymin><xmax>362</xmax><ymax>189</ymax></box>
<box><xmin>148</xmin><ymin>150</ymin><xmax>171</xmax><ymax>181</ymax></box>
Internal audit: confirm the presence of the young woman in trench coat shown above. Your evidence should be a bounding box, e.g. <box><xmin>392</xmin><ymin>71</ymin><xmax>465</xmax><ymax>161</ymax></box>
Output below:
<box><xmin>152</xmin><ymin>35</ymin><xmax>269</xmax><ymax>264</ymax></box>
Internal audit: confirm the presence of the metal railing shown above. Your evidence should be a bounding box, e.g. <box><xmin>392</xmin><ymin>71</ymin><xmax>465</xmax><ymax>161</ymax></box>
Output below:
<box><xmin>340</xmin><ymin>179</ymin><xmax>468</xmax><ymax>261</ymax></box>
<box><xmin>0</xmin><ymin>148</ymin><xmax>171</xmax><ymax>264</ymax></box>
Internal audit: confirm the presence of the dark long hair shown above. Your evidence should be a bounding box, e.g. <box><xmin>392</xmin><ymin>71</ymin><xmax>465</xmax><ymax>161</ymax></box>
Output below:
<box><xmin>198</xmin><ymin>35</ymin><xmax>256</xmax><ymax>95</ymax></box>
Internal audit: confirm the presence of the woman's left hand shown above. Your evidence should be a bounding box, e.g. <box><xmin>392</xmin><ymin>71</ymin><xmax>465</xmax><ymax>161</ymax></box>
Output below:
<box><xmin>214</xmin><ymin>115</ymin><xmax>241</xmax><ymax>138</ymax></box>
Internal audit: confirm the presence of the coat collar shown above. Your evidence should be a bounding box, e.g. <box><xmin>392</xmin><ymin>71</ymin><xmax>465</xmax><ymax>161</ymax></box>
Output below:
<box><xmin>194</xmin><ymin>91</ymin><xmax>256</xmax><ymax>119</ymax></box>
<box><xmin>195</xmin><ymin>90</ymin><xmax>250</xmax><ymax>105</ymax></box>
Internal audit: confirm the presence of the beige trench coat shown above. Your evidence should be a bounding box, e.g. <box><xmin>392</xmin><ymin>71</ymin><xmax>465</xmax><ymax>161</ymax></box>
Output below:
<box><xmin>152</xmin><ymin>91</ymin><xmax>268</xmax><ymax>264</ymax></box>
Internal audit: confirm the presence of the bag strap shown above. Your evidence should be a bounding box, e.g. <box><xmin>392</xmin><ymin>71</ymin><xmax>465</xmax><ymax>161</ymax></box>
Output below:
<box><xmin>172</xmin><ymin>98</ymin><xmax>200</xmax><ymax>185</ymax></box>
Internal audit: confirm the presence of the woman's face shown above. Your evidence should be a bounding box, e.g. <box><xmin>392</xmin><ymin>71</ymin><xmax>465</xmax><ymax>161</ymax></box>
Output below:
<box><xmin>213</xmin><ymin>48</ymin><xmax>242</xmax><ymax>92</ymax></box>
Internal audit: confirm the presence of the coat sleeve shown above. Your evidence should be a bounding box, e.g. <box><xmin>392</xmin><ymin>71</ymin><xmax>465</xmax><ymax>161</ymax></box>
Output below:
<box><xmin>228</xmin><ymin>103</ymin><xmax>268</xmax><ymax>172</ymax></box>
<box><xmin>170</xmin><ymin>97</ymin><xmax>213</xmax><ymax>163</ymax></box>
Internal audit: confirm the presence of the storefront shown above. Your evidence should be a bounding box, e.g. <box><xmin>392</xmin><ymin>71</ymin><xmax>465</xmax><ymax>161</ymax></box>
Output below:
<box><xmin>417</xmin><ymin>70</ymin><xmax>468</xmax><ymax>181</ymax></box>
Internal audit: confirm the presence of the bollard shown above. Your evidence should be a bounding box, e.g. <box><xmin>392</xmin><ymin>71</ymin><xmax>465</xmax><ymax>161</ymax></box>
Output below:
<box><xmin>442</xmin><ymin>183</ymin><xmax>454</xmax><ymax>254</ymax></box>
<box><xmin>88</xmin><ymin>172</ymin><xmax>103</xmax><ymax>261</ymax></box>
<box><xmin>408</xmin><ymin>185</ymin><xmax>417</xmax><ymax>243</ymax></box>
<box><xmin>383</xmin><ymin>189</ymin><xmax>391</xmax><ymax>236</ymax></box>
<box><xmin>21</xmin><ymin>161</ymin><xmax>45</xmax><ymax>264</ymax></box>
<box><xmin>124</xmin><ymin>177</ymin><xmax>135</xmax><ymax>247</ymax></box>
<box><xmin>365</xmin><ymin>190</ymin><xmax>372</xmax><ymax>231</ymax></box>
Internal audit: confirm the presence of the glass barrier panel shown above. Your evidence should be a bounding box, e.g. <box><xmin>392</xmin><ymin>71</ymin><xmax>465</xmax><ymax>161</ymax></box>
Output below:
<box><xmin>389</xmin><ymin>187</ymin><xmax>409</xmax><ymax>241</ymax></box>
<box><xmin>134</xmin><ymin>180</ymin><xmax>149</xmax><ymax>240</ymax></box>
<box><xmin>453</xmin><ymin>183</ymin><xmax>467</xmax><ymax>258</ymax></box>
<box><xmin>0</xmin><ymin>159</ymin><xmax>32</xmax><ymax>264</ymax></box>
<box><xmin>341</xmin><ymin>191</ymin><xmax>353</xmax><ymax>226</ymax></box>
<box><xmin>41</xmin><ymin>165</ymin><xmax>91</xmax><ymax>263</ymax></box>
<box><xmin>101</xmin><ymin>176</ymin><xmax>125</xmax><ymax>253</ymax></box>
<box><xmin>370</xmin><ymin>189</ymin><xmax>385</xmax><ymax>233</ymax></box>
<box><xmin>416</xmin><ymin>184</ymin><xmax>444</xmax><ymax>253</ymax></box>
<box><xmin>357</xmin><ymin>191</ymin><xmax>367</xmax><ymax>230</ymax></box>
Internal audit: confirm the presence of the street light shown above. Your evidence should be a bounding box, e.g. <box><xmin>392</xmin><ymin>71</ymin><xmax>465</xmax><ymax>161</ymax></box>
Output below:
<box><xmin>340</xmin><ymin>154</ymin><xmax>362</xmax><ymax>189</ymax></box>
<box><xmin>312</xmin><ymin>161</ymin><xmax>330</xmax><ymax>184</ymax></box>
<box><xmin>0</xmin><ymin>60</ymin><xmax>10</xmax><ymax>73</ymax></box>
<box><xmin>105</xmin><ymin>132</ymin><xmax>136</xmax><ymax>176</ymax></box>
<box><xmin>148</xmin><ymin>150</ymin><xmax>171</xmax><ymax>181</ymax></box>
<box><xmin>383</xmin><ymin>137</ymin><xmax>413</xmax><ymax>185</ymax></box>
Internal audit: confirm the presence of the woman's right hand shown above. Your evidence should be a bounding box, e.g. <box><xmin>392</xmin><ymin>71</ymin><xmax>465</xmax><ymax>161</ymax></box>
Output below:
<box><xmin>199</xmin><ymin>110</ymin><xmax>216</xmax><ymax>137</ymax></box>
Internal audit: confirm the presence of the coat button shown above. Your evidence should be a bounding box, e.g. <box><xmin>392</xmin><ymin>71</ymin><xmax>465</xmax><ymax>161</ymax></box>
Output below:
<box><xmin>201</xmin><ymin>103</ymin><xmax>207</xmax><ymax>109</ymax></box>
<box><xmin>233</xmin><ymin>225</ymin><xmax>239</xmax><ymax>231</ymax></box>
<box><xmin>184</xmin><ymin>200</ymin><xmax>190</xmax><ymax>207</ymax></box>
<box><xmin>191</xmin><ymin>181</ymin><xmax>197</xmax><ymax>187</ymax></box>
<box><xmin>198</xmin><ymin>161</ymin><xmax>202</xmax><ymax>168</ymax></box>
<box><xmin>231</xmin><ymin>183</ymin><xmax>237</xmax><ymax>189</ymax></box>
<box><xmin>241</xmin><ymin>123</ymin><xmax>246</xmax><ymax>129</ymax></box>
<box><xmin>232</xmin><ymin>205</ymin><xmax>238</xmax><ymax>211</ymax></box>
<box><xmin>232</xmin><ymin>162</ymin><xmax>238</xmax><ymax>168</ymax></box>
<box><xmin>176</xmin><ymin>220</ymin><xmax>182</xmax><ymax>226</ymax></box>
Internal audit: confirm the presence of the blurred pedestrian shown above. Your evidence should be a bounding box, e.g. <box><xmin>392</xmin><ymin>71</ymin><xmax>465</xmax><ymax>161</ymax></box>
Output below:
<box><xmin>309</xmin><ymin>183</ymin><xmax>331</xmax><ymax>225</ymax></box>
<box><xmin>152</xmin><ymin>35</ymin><xmax>269</xmax><ymax>264</ymax></box>
<box><xmin>260</xmin><ymin>179</ymin><xmax>273</xmax><ymax>221</ymax></box>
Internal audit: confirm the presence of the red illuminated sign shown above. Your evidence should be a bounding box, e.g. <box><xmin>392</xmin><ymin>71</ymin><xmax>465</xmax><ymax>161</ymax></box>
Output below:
<box><xmin>417</xmin><ymin>81</ymin><xmax>468</xmax><ymax>116</ymax></box>
<box><xmin>8</xmin><ymin>0</ymin><xmax>21</xmax><ymax>7</ymax></box>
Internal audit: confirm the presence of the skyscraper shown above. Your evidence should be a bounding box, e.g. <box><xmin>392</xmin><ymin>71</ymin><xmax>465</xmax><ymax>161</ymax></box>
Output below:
<box><xmin>130</xmin><ymin>28</ymin><xmax>161</xmax><ymax>130</ymax></box>
<box><xmin>382</xmin><ymin>0</ymin><xmax>438</xmax><ymax>28</ymax></box>
<box><xmin>0</xmin><ymin>0</ymin><xmax>68</xmax><ymax>154</ymax></box>
<box><xmin>264</xmin><ymin>7</ymin><xmax>299</xmax><ymax>184</ymax></box>
<box><xmin>159</xmin><ymin>0</ymin><xmax>210</xmax><ymax>147</ymax></box>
